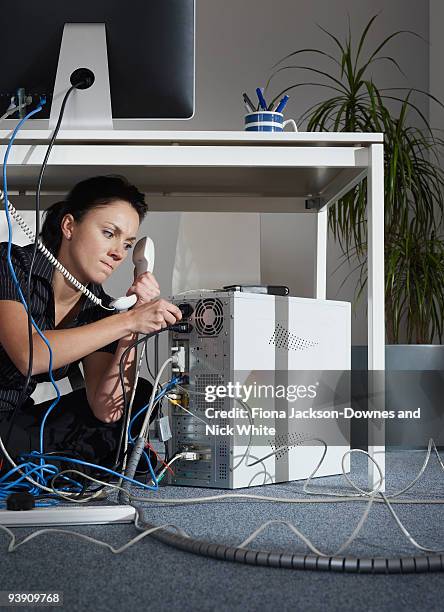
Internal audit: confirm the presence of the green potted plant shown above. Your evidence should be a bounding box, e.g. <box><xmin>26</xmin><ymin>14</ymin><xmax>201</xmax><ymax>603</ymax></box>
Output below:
<box><xmin>265</xmin><ymin>15</ymin><xmax>444</xmax><ymax>446</ymax></box>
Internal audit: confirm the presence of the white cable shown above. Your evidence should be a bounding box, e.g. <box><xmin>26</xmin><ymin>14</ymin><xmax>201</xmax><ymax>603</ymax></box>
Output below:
<box><xmin>51</xmin><ymin>436</ymin><xmax>444</xmax><ymax>507</ymax></box>
<box><xmin>48</xmin><ymin>461</ymin><xmax>444</xmax><ymax>507</ymax></box>
<box><xmin>166</xmin><ymin>396</ymin><xmax>210</xmax><ymax>428</ymax></box>
<box><xmin>237</xmin><ymin>448</ymin><xmax>444</xmax><ymax>557</ymax></box>
<box><xmin>119</xmin><ymin>356</ymin><xmax>174</xmax><ymax>488</ymax></box>
<box><xmin>120</xmin><ymin>342</ymin><xmax>145</xmax><ymax>480</ymax></box>
<box><xmin>379</xmin><ymin>491</ymin><xmax>444</xmax><ymax>554</ymax></box>
<box><xmin>238</xmin><ymin>449</ymin><xmax>384</xmax><ymax>555</ymax></box>
<box><xmin>0</xmin><ymin>96</ymin><xmax>32</xmax><ymax>122</ymax></box>
<box><xmin>237</xmin><ymin>504</ymin><xmax>377</xmax><ymax>557</ymax></box>
<box><xmin>1</xmin><ymin>105</ymin><xmax>19</xmax><ymax>122</ymax></box>
<box><xmin>153</xmin><ymin>453</ymin><xmax>186</xmax><ymax>483</ymax></box>
<box><xmin>0</xmin><ymin>191</ymin><xmax>114</xmax><ymax>311</ymax></box>
<box><xmin>386</xmin><ymin>438</ymin><xmax>444</xmax><ymax>498</ymax></box>
<box><xmin>3</xmin><ymin>371</ymin><xmax>444</xmax><ymax>557</ymax></box>
<box><xmin>139</xmin><ymin>357</ymin><xmax>173</xmax><ymax>440</ymax></box>
<box><xmin>35</xmin><ymin>445</ymin><xmax>444</xmax><ymax>558</ymax></box>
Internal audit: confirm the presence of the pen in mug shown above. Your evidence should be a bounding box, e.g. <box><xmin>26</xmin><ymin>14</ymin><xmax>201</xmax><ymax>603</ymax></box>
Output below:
<box><xmin>275</xmin><ymin>95</ymin><xmax>289</xmax><ymax>113</ymax></box>
<box><xmin>256</xmin><ymin>87</ymin><xmax>268</xmax><ymax>110</ymax></box>
<box><xmin>242</xmin><ymin>93</ymin><xmax>255</xmax><ymax>113</ymax></box>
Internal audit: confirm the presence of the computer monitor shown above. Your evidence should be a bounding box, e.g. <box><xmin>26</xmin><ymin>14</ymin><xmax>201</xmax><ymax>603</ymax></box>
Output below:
<box><xmin>0</xmin><ymin>0</ymin><xmax>195</xmax><ymax>128</ymax></box>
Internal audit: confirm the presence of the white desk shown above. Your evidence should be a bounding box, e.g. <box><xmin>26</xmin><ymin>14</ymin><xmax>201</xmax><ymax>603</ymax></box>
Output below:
<box><xmin>0</xmin><ymin>130</ymin><xmax>385</xmax><ymax>523</ymax></box>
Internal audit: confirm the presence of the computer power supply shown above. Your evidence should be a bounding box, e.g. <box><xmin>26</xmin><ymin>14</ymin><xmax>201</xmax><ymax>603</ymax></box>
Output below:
<box><xmin>167</xmin><ymin>291</ymin><xmax>350</xmax><ymax>489</ymax></box>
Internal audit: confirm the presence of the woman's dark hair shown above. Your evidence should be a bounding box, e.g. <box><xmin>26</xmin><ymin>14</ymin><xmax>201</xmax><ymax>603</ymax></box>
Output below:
<box><xmin>40</xmin><ymin>175</ymin><xmax>148</xmax><ymax>255</ymax></box>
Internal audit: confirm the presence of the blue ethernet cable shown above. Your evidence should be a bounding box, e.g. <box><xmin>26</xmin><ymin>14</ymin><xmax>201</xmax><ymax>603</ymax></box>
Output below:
<box><xmin>2</xmin><ymin>111</ymin><xmax>166</xmax><ymax>496</ymax></box>
<box><xmin>128</xmin><ymin>388</ymin><xmax>168</xmax><ymax>442</ymax></box>
<box><xmin>0</xmin><ymin>100</ymin><xmax>98</xmax><ymax>499</ymax></box>
<box><xmin>32</xmin><ymin>371</ymin><xmax>180</xmax><ymax>491</ymax></box>
<box><xmin>124</xmin><ymin>378</ymin><xmax>182</xmax><ymax>479</ymax></box>
<box><xmin>2</xmin><ymin>103</ymin><xmax>62</xmax><ymax>444</ymax></box>
<box><xmin>3</xmin><ymin>373</ymin><xmax>168</xmax><ymax>497</ymax></box>
<box><xmin>127</xmin><ymin>387</ymin><xmax>171</xmax><ymax>474</ymax></box>
<box><xmin>128</xmin><ymin>378</ymin><xmax>181</xmax><ymax>442</ymax></box>
<box><xmin>0</xmin><ymin>457</ymin><xmax>67</xmax><ymax>507</ymax></box>
<box><xmin>0</xmin><ymin>103</ymin><xmax>67</xmax><ymax>497</ymax></box>
<box><xmin>21</xmin><ymin>452</ymin><xmax>159</xmax><ymax>492</ymax></box>
<box><xmin>34</xmin><ymin>372</ymin><xmax>181</xmax><ymax>492</ymax></box>
<box><xmin>113</xmin><ymin>383</ymin><xmax>174</xmax><ymax>478</ymax></box>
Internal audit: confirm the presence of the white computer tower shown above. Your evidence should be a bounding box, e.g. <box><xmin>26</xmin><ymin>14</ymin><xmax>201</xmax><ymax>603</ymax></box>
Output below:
<box><xmin>167</xmin><ymin>291</ymin><xmax>350</xmax><ymax>489</ymax></box>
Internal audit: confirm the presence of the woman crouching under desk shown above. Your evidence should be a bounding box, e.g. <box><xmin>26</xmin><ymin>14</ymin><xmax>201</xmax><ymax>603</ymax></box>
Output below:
<box><xmin>0</xmin><ymin>175</ymin><xmax>182</xmax><ymax>476</ymax></box>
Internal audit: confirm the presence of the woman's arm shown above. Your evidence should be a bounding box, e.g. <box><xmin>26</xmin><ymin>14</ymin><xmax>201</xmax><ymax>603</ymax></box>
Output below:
<box><xmin>81</xmin><ymin>271</ymin><xmax>171</xmax><ymax>422</ymax></box>
<box><xmin>81</xmin><ymin>273</ymin><xmax>184</xmax><ymax>423</ymax></box>
<box><xmin>0</xmin><ymin>300</ymin><xmax>133</xmax><ymax>376</ymax></box>
<box><xmin>82</xmin><ymin>334</ymin><xmax>138</xmax><ymax>423</ymax></box>
<box><xmin>0</xmin><ymin>297</ymin><xmax>181</xmax><ymax>377</ymax></box>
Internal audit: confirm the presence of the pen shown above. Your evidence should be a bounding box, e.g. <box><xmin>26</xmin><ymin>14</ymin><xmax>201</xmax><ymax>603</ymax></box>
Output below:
<box><xmin>275</xmin><ymin>95</ymin><xmax>289</xmax><ymax>113</ymax></box>
<box><xmin>256</xmin><ymin>87</ymin><xmax>268</xmax><ymax>111</ymax></box>
<box><xmin>242</xmin><ymin>93</ymin><xmax>255</xmax><ymax>113</ymax></box>
<box><xmin>267</xmin><ymin>101</ymin><xmax>275</xmax><ymax>111</ymax></box>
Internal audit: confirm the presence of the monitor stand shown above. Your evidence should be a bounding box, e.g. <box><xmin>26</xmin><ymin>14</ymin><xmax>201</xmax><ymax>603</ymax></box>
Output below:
<box><xmin>50</xmin><ymin>23</ymin><xmax>113</xmax><ymax>130</ymax></box>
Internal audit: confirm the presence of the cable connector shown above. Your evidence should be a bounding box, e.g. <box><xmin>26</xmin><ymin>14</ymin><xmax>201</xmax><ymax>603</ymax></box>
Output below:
<box><xmin>182</xmin><ymin>451</ymin><xmax>198</xmax><ymax>461</ymax></box>
<box><xmin>166</xmin><ymin>393</ymin><xmax>182</xmax><ymax>400</ymax></box>
<box><xmin>156</xmin><ymin>415</ymin><xmax>172</xmax><ymax>442</ymax></box>
<box><xmin>171</xmin><ymin>346</ymin><xmax>186</xmax><ymax>373</ymax></box>
<box><xmin>170</xmin><ymin>322</ymin><xmax>193</xmax><ymax>334</ymax></box>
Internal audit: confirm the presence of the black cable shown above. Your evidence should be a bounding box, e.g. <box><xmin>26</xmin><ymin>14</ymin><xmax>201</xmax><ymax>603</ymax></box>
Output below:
<box><xmin>5</xmin><ymin>85</ymin><xmax>77</xmax><ymax>452</ymax></box>
<box><xmin>154</xmin><ymin>334</ymin><xmax>159</xmax><ymax>373</ymax></box>
<box><xmin>144</xmin><ymin>333</ymin><xmax>167</xmax><ymax>426</ymax></box>
<box><xmin>144</xmin><ymin>336</ymin><xmax>156</xmax><ymax>382</ymax></box>
<box><xmin>145</xmin><ymin>335</ymin><xmax>168</xmax><ymax>424</ymax></box>
<box><xmin>114</xmin><ymin>330</ymin><xmax>157</xmax><ymax>469</ymax></box>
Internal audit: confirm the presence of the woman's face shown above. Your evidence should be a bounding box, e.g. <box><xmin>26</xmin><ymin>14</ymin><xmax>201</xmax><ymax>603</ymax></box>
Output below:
<box><xmin>63</xmin><ymin>200</ymin><xmax>141</xmax><ymax>284</ymax></box>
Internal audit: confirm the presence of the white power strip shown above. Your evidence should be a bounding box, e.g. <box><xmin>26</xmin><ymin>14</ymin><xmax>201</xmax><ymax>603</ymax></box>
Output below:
<box><xmin>0</xmin><ymin>504</ymin><xmax>136</xmax><ymax>527</ymax></box>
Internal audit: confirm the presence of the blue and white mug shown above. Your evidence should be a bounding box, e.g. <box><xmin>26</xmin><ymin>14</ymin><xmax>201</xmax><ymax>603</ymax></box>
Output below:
<box><xmin>244</xmin><ymin>111</ymin><xmax>297</xmax><ymax>132</ymax></box>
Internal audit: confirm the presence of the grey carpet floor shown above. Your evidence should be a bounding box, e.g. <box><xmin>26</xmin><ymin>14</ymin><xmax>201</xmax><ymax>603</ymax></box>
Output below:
<box><xmin>1</xmin><ymin>450</ymin><xmax>443</xmax><ymax>612</ymax></box>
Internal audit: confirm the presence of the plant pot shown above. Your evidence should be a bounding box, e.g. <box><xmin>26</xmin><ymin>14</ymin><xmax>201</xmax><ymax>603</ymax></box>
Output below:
<box><xmin>351</xmin><ymin>345</ymin><xmax>444</xmax><ymax>449</ymax></box>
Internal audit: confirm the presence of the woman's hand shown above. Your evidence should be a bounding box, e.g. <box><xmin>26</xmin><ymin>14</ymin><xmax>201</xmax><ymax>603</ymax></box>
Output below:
<box><xmin>126</xmin><ymin>271</ymin><xmax>161</xmax><ymax>307</ymax></box>
<box><xmin>125</xmin><ymin>271</ymin><xmax>181</xmax><ymax>334</ymax></box>
<box><xmin>127</xmin><ymin>298</ymin><xmax>182</xmax><ymax>335</ymax></box>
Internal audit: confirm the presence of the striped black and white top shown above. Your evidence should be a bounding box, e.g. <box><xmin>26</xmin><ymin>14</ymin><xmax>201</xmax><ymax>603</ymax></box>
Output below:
<box><xmin>0</xmin><ymin>242</ymin><xmax>118</xmax><ymax>413</ymax></box>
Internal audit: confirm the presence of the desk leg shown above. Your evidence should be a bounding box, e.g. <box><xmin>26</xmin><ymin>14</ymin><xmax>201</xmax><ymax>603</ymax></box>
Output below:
<box><xmin>314</xmin><ymin>209</ymin><xmax>328</xmax><ymax>299</ymax></box>
<box><xmin>367</xmin><ymin>143</ymin><xmax>385</xmax><ymax>491</ymax></box>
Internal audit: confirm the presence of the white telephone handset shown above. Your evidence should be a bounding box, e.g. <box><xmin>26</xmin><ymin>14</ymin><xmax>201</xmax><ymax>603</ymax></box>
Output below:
<box><xmin>110</xmin><ymin>237</ymin><xmax>155</xmax><ymax>311</ymax></box>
